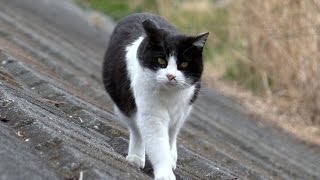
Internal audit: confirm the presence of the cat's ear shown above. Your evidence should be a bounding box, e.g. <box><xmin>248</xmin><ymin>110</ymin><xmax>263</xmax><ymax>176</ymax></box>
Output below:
<box><xmin>192</xmin><ymin>32</ymin><xmax>209</xmax><ymax>50</ymax></box>
<box><xmin>142</xmin><ymin>19</ymin><xmax>165</xmax><ymax>45</ymax></box>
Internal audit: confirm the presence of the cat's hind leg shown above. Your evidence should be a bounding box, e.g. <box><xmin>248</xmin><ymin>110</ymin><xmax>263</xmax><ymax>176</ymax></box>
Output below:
<box><xmin>169</xmin><ymin>129</ymin><xmax>178</xmax><ymax>170</ymax></box>
<box><xmin>114</xmin><ymin>106</ymin><xmax>145</xmax><ymax>168</ymax></box>
<box><xmin>169</xmin><ymin>122</ymin><xmax>182</xmax><ymax>171</ymax></box>
<box><xmin>169</xmin><ymin>107</ymin><xmax>192</xmax><ymax>170</ymax></box>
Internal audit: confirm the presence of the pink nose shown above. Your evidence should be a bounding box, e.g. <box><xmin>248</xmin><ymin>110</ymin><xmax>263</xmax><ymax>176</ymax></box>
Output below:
<box><xmin>166</xmin><ymin>74</ymin><xmax>176</xmax><ymax>81</ymax></box>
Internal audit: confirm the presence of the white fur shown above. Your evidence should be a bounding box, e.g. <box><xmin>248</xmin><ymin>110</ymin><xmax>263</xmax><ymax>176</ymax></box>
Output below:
<box><xmin>115</xmin><ymin>36</ymin><xmax>195</xmax><ymax>180</ymax></box>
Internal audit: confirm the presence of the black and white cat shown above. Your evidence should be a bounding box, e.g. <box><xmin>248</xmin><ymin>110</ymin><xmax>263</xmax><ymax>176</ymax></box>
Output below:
<box><xmin>103</xmin><ymin>13</ymin><xmax>208</xmax><ymax>180</ymax></box>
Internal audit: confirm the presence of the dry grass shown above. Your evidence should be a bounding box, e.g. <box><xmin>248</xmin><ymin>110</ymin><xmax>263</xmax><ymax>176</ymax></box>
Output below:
<box><xmin>232</xmin><ymin>0</ymin><xmax>320</xmax><ymax>124</ymax></box>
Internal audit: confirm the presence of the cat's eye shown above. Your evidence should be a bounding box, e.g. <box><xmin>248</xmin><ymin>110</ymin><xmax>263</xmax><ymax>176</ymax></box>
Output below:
<box><xmin>180</xmin><ymin>62</ymin><xmax>189</xmax><ymax>68</ymax></box>
<box><xmin>158</xmin><ymin>58</ymin><xmax>167</xmax><ymax>65</ymax></box>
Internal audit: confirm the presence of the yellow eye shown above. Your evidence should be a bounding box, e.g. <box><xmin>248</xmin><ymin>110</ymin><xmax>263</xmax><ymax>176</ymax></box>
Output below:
<box><xmin>180</xmin><ymin>62</ymin><xmax>189</xmax><ymax>68</ymax></box>
<box><xmin>158</xmin><ymin>58</ymin><xmax>167</xmax><ymax>65</ymax></box>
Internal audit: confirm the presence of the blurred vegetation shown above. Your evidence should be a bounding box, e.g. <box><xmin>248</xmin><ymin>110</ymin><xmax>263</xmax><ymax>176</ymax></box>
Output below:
<box><xmin>75</xmin><ymin>0</ymin><xmax>320</xmax><ymax>124</ymax></box>
<box><xmin>75</xmin><ymin>0</ymin><xmax>131</xmax><ymax>20</ymax></box>
<box><xmin>236</xmin><ymin>0</ymin><xmax>320</xmax><ymax>124</ymax></box>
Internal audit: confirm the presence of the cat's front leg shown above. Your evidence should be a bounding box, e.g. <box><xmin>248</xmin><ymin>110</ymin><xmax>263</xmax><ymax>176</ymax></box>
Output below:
<box><xmin>138</xmin><ymin>113</ymin><xmax>175</xmax><ymax>180</ymax></box>
<box><xmin>126</xmin><ymin>126</ymin><xmax>145</xmax><ymax>169</ymax></box>
<box><xmin>114</xmin><ymin>107</ymin><xmax>145</xmax><ymax>168</ymax></box>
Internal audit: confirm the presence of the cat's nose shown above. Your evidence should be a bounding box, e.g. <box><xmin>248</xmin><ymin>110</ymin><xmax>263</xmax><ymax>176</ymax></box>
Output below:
<box><xmin>166</xmin><ymin>74</ymin><xmax>176</xmax><ymax>81</ymax></box>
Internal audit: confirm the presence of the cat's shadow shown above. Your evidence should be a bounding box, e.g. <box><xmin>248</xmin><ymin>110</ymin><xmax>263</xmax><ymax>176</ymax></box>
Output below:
<box><xmin>141</xmin><ymin>159</ymin><xmax>153</xmax><ymax>176</ymax></box>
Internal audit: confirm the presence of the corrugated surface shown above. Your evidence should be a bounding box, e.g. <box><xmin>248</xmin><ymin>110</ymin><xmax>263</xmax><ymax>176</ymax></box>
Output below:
<box><xmin>0</xmin><ymin>0</ymin><xmax>319</xmax><ymax>179</ymax></box>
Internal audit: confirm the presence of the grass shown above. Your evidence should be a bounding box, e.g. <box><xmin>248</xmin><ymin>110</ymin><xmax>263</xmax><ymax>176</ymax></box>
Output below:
<box><xmin>236</xmin><ymin>0</ymin><xmax>320</xmax><ymax>123</ymax></box>
<box><xmin>74</xmin><ymin>0</ymin><xmax>131</xmax><ymax>20</ymax></box>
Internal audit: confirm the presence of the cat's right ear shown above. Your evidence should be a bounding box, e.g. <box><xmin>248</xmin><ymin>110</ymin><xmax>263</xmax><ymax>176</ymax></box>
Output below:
<box><xmin>191</xmin><ymin>32</ymin><xmax>209</xmax><ymax>51</ymax></box>
<box><xmin>142</xmin><ymin>20</ymin><xmax>164</xmax><ymax>45</ymax></box>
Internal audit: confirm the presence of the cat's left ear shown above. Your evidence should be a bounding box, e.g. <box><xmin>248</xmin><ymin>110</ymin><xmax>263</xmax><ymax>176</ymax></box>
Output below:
<box><xmin>192</xmin><ymin>32</ymin><xmax>209</xmax><ymax>50</ymax></box>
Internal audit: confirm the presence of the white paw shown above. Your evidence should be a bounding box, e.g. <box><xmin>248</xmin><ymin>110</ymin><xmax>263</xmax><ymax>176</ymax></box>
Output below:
<box><xmin>154</xmin><ymin>169</ymin><xmax>176</xmax><ymax>180</ymax></box>
<box><xmin>171</xmin><ymin>158</ymin><xmax>176</xmax><ymax>170</ymax></box>
<box><xmin>126</xmin><ymin>154</ymin><xmax>145</xmax><ymax>169</ymax></box>
<box><xmin>170</xmin><ymin>148</ymin><xmax>177</xmax><ymax>170</ymax></box>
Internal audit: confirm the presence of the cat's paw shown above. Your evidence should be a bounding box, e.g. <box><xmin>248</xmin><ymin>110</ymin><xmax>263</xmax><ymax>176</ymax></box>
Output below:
<box><xmin>154</xmin><ymin>168</ymin><xmax>176</xmax><ymax>180</ymax></box>
<box><xmin>170</xmin><ymin>148</ymin><xmax>177</xmax><ymax>170</ymax></box>
<box><xmin>171</xmin><ymin>157</ymin><xmax>176</xmax><ymax>170</ymax></box>
<box><xmin>126</xmin><ymin>154</ymin><xmax>145</xmax><ymax>169</ymax></box>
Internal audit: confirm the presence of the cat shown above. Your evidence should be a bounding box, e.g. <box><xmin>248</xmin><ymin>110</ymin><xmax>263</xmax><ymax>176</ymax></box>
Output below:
<box><xmin>102</xmin><ymin>13</ymin><xmax>208</xmax><ymax>180</ymax></box>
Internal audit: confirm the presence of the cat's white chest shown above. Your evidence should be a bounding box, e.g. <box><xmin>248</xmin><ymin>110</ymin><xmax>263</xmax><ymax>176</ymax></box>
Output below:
<box><xmin>158</xmin><ymin>88</ymin><xmax>194</xmax><ymax>122</ymax></box>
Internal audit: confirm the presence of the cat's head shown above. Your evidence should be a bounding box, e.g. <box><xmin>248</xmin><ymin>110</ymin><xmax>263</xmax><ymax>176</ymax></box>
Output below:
<box><xmin>138</xmin><ymin>19</ymin><xmax>208</xmax><ymax>90</ymax></box>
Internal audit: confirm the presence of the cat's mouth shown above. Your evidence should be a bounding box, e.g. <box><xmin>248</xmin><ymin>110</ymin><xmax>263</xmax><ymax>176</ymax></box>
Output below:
<box><xmin>165</xmin><ymin>83</ymin><xmax>176</xmax><ymax>87</ymax></box>
<box><xmin>161</xmin><ymin>81</ymin><xmax>182</xmax><ymax>89</ymax></box>
<box><xmin>165</xmin><ymin>80</ymin><xmax>177</xmax><ymax>85</ymax></box>
<box><xmin>156</xmin><ymin>78</ymin><xmax>187</xmax><ymax>90</ymax></box>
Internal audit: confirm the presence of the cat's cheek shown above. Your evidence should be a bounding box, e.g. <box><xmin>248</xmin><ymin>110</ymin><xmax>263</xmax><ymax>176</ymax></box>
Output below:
<box><xmin>155</xmin><ymin>70</ymin><xmax>168</xmax><ymax>82</ymax></box>
<box><xmin>143</xmin><ymin>69</ymin><xmax>158</xmax><ymax>83</ymax></box>
<box><xmin>186</xmin><ymin>78</ymin><xmax>195</xmax><ymax>86</ymax></box>
<box><xmin>175</xmin><ymin>73</ymin><xmax>187</xmax><ymax>84</ymax></box>
<box><xmin>179</xmin><ymin>72</ymin><xmax>195</xmax><ymax>86</ymax></box>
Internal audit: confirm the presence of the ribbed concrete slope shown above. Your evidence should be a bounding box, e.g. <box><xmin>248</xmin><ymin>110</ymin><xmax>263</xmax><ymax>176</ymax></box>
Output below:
<box><xmin>0</xmin><ymin>0</ymin><xmax>319</xmax><ymax>179</ymax></box>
